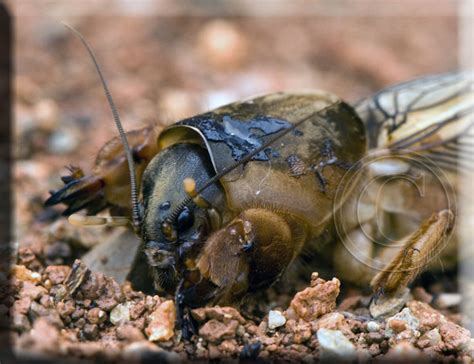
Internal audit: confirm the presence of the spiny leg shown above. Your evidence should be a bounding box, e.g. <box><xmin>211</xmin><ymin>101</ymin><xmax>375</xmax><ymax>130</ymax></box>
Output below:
<box><xmin>175</xmin><ymin>278</ymin><xmax>198</xmax><ymax>340</ymax></box>
<box><xmin>370</xmin><ymin>209</ymin><xmax>455</xmax><ymax>297</ymax></box>
<box><xmin>45</xmin><ymin>125</ymin><xmax>161</xmax><ymax>218</ymax></box>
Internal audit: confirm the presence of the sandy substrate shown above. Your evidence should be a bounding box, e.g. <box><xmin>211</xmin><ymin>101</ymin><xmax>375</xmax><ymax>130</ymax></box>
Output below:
<box><xmin>5</xmin><ymin>249</ymin><xmax>473</xmax><ymax>362</ymax></box>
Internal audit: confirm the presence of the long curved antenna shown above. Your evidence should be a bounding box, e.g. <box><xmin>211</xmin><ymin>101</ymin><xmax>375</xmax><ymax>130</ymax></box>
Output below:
<box><xmin>63</xmin><ymin>23</ymin><xmax>142</xmax><ymax>228</ymax></box>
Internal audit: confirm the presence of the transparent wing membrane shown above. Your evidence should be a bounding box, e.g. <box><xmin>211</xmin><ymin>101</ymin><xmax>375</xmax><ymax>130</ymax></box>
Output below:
<box><xmin>356</xmin><ymin>72</ymin><xmax>474</xmax><ymax>173</ymax></box>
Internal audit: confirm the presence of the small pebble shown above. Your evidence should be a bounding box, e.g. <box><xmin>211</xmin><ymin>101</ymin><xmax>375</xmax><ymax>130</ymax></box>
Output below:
<box><xmin>317</xmin><ymin>328</ymin><xmax>356</xmax><ymax>361</ymax></box>
<box><xmin>411</xmin><ymin>287</ymin><xmax>433</xmax><ymax>303</ymax></box>
<box><xmin>388</xmin><ymin>319</ymin><xmax>407</xmax><ymax>334</ymax></box>
<box><xmin>116</xmin><ymin>323</ymin><xmax>145</xmax><ymax>342</ymax></box>
<box><xmin>289</xmin><ymin>275</ymin><xmax>341</xmax><ymax>321</ymax></box>
<box><xmin>268</xmin><ymin>310</ymin><xmax>286</xmax><ymax>330</ymax></box>
<box><xmin>385</xmin><ymin>308</ymin><xmax>419</xmax><ymax>338</ymax></box>
<box><xmin>434</xmin><ymin>293</ymin><xmax>461</xmax><ymax>309</ymax></box>
<box><xmin>87</xmin><ymin>307</ymin><xmax>107</xmax><ymax>325</ymax></box>
<box><xmin>199</xmin><ymin>319</ymin><xmax>239</xmax><ymax>343</ymax></box>
<box><xmin>369</xmin><ymin>288</ymin><xmax>411</xmax><ymax>319</ymax></box>
<box><xmin>34</xmin><ymin>99</ymin><xmax>59</xmax><ymax>131</ymax></box>
<box><xmin>385</xmin><ymin>342</ymin><xmax>422</xmax><ymax>360</ymax></box>
<box><xmin>366</xmin><ymin>321</ymin><xmax>380</xmax><ymax>332</ymax></box>
<box><xmin>11</xmin><ymin>265</ymin><xmax>41</xmax><ymax>284</ymax></box>
<box><xmin>48</xmin><ymin>129</ymin><xmax>79</xmax><ymax>154</ymax></box>
<box><xmin>83</xmin><ymin>324</ymin><xmax>99</xmax><ymax>340</ymax></box>
<box><xmin>110</xmin><ymin>303</ymin><xmax>130</xmax><ymax>326</ymax></box>
<box><xmin>417</xmin><ymin>328</ymin><xmax>442</xmax><ymax>349</ymax></box>
<box><xmin>366</xmin><ymin>332</ymin><xmax>384</xmax><ymax>344</ymax></box>
<box><xmin>439</xmin><ymin>321</ymin><xmax>471</xmax><ymax>351</ymax></box>
<box><xmin>145</xmin><ymin>300</ymin><xmax>176</xmax><ymax>342</ymax></box>
<box><xmin>198</xmin><ymin>20</ymin><xmax>247</xmax><ymax>69</ymax></box>
<box><xmin>368</xmin><ymin>343</ymin><xmax>381</xmax><ymax>356</ymax></box>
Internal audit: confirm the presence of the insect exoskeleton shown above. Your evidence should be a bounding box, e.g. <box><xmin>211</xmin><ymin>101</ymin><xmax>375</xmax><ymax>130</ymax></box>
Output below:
<box><xmin>46</xmin><ymin>89</ymin><xmax>368</xmax><ymax>334</ymax></box>
<box><xmin>141</xmin><ymin>91</ymin><xmax>367</xmax><ymax>308</ymax></box>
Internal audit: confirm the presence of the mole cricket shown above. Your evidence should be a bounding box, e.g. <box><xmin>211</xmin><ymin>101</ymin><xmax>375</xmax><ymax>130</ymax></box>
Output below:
<box><xmin>45</xmin><ymin>25</ymin><xmax>473</xmax><ymax>335</ymax></box>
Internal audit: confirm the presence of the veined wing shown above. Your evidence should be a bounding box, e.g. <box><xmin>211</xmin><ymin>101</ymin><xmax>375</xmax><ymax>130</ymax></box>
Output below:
<box><xmin>355</xmin><ymin>72</ymin><xmax>474</xmax><ymax>173</ymax></box>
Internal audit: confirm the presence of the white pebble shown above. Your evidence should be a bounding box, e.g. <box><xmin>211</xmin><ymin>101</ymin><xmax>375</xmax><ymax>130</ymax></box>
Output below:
<box><xmin>317</xmin><ymin>328</ymin><xmax>356</xmax><ymax>360</ymax></box>
<box><xmin>48</xmin><ymin>129</ymin><xmax>79</xmax><ymax>154</ymax></box>
<box><xmin>367</xmin><ymin>321</ymin><xmax>380</xmax><ymax>332</ymax></box>
<box><xmin>435</xmin><ymin>293</ymin><xmax>461</xmax><ymax>309</ymax></box>
<box><xmin>31</xmin><ymin>272</ymin><xmax>42</xmax><ymax>281</ymax></box>
<box><xmin>110</xmin><ymin>303</ymin><xmax>131</xmax><ymax>325</ymax></box>
<box><xmin>267</xmin><ymin>310</ymin><xmax>286</xmax><ymax>330</ymax></box>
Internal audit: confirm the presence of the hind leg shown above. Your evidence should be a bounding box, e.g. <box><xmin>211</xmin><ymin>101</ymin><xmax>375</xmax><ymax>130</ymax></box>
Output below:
<box><xmin>334</xmin><ymin>209</ymin><xmax>455</xmax><ymax>296</ymax></box>
<box><xmin>370</xmin><ymin>209</ymin><xmax>454</xmax><ymax>296</ymax></box>
<box><xmin>45</xmin><ymin>124</ymin><xmax>161</xmax><ymax>217</ymax></box>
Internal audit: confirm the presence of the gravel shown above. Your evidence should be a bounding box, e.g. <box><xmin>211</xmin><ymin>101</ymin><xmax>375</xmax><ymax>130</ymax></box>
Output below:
<box><xmin>7</xmin><ymin>256</ymin><xmax>472</xmax><ymax>361</ymax></box>
<box><xmin>385</xmin><ymin>307</ymin><xmax>420</xmax><ymax>338</ymax></box>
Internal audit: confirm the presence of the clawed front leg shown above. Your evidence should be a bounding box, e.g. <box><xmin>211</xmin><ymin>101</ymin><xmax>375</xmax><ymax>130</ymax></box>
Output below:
<box><xmin>371</xmin><ymin>209</ymin><xmax>455</xmax><ymax>297</ymax></box>
<box><xmin>175</xmin><ymin>278</ymin><xmax>198</xmax><ymax>340</ymax></box>
<box><xmin>177</xmin><ymin>208</ymin><xmax>306</xmax><ymax>308</ymax></box>
<box><xmin>45</xmin><ymin>125</ymin><xmax>161</xmax><ymax>217</ymax></box>
<box><xmin>173</xmin><ymin>208</ymin><xmax>305</xmax><ymax>339</ymax></box>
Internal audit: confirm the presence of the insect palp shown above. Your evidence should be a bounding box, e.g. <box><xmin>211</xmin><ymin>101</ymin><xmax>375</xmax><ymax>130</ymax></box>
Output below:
<box><xmin>208</xmin><ymin>207</ymin><xmax>221</xmax><ymax>230</ymax></box>
<box><xmin>183</xmin><ymin>177</ymin><xmax>211</xmax><ymax>208</ymax></box>
<box><xmin>68</xmin><ymin>214</ymin><xmax>129</xmax><ymax>227</ymax></box>
<box><xmin>177</xmin><ymin>241</ymin><xmax>194</xmax><ymax>261</ymax></box>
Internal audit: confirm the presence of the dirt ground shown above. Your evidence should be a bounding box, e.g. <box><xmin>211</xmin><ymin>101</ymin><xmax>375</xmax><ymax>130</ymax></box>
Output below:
<box><xmin>5</xmin><ymin>1</ymin><xmax>473</xmax><ymax>362</ymax></box>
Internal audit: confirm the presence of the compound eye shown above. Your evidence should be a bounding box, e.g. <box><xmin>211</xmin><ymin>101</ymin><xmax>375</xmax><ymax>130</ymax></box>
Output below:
<box><xmin>176</xmin><ymin>206</ymin><xmax>194</xmax><ymax>233</ymax></box>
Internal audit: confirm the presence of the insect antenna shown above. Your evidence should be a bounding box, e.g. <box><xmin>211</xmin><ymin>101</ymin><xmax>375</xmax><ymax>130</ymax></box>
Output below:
<box><xmin>167</xmin><ymin>101</ymin><xmax>342</xmax><ymax>223</ymax></box>
<box><xmin>63</xmin><ymin>23</ymin><xmax>142</xmax><ymax>229</ymax></box>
